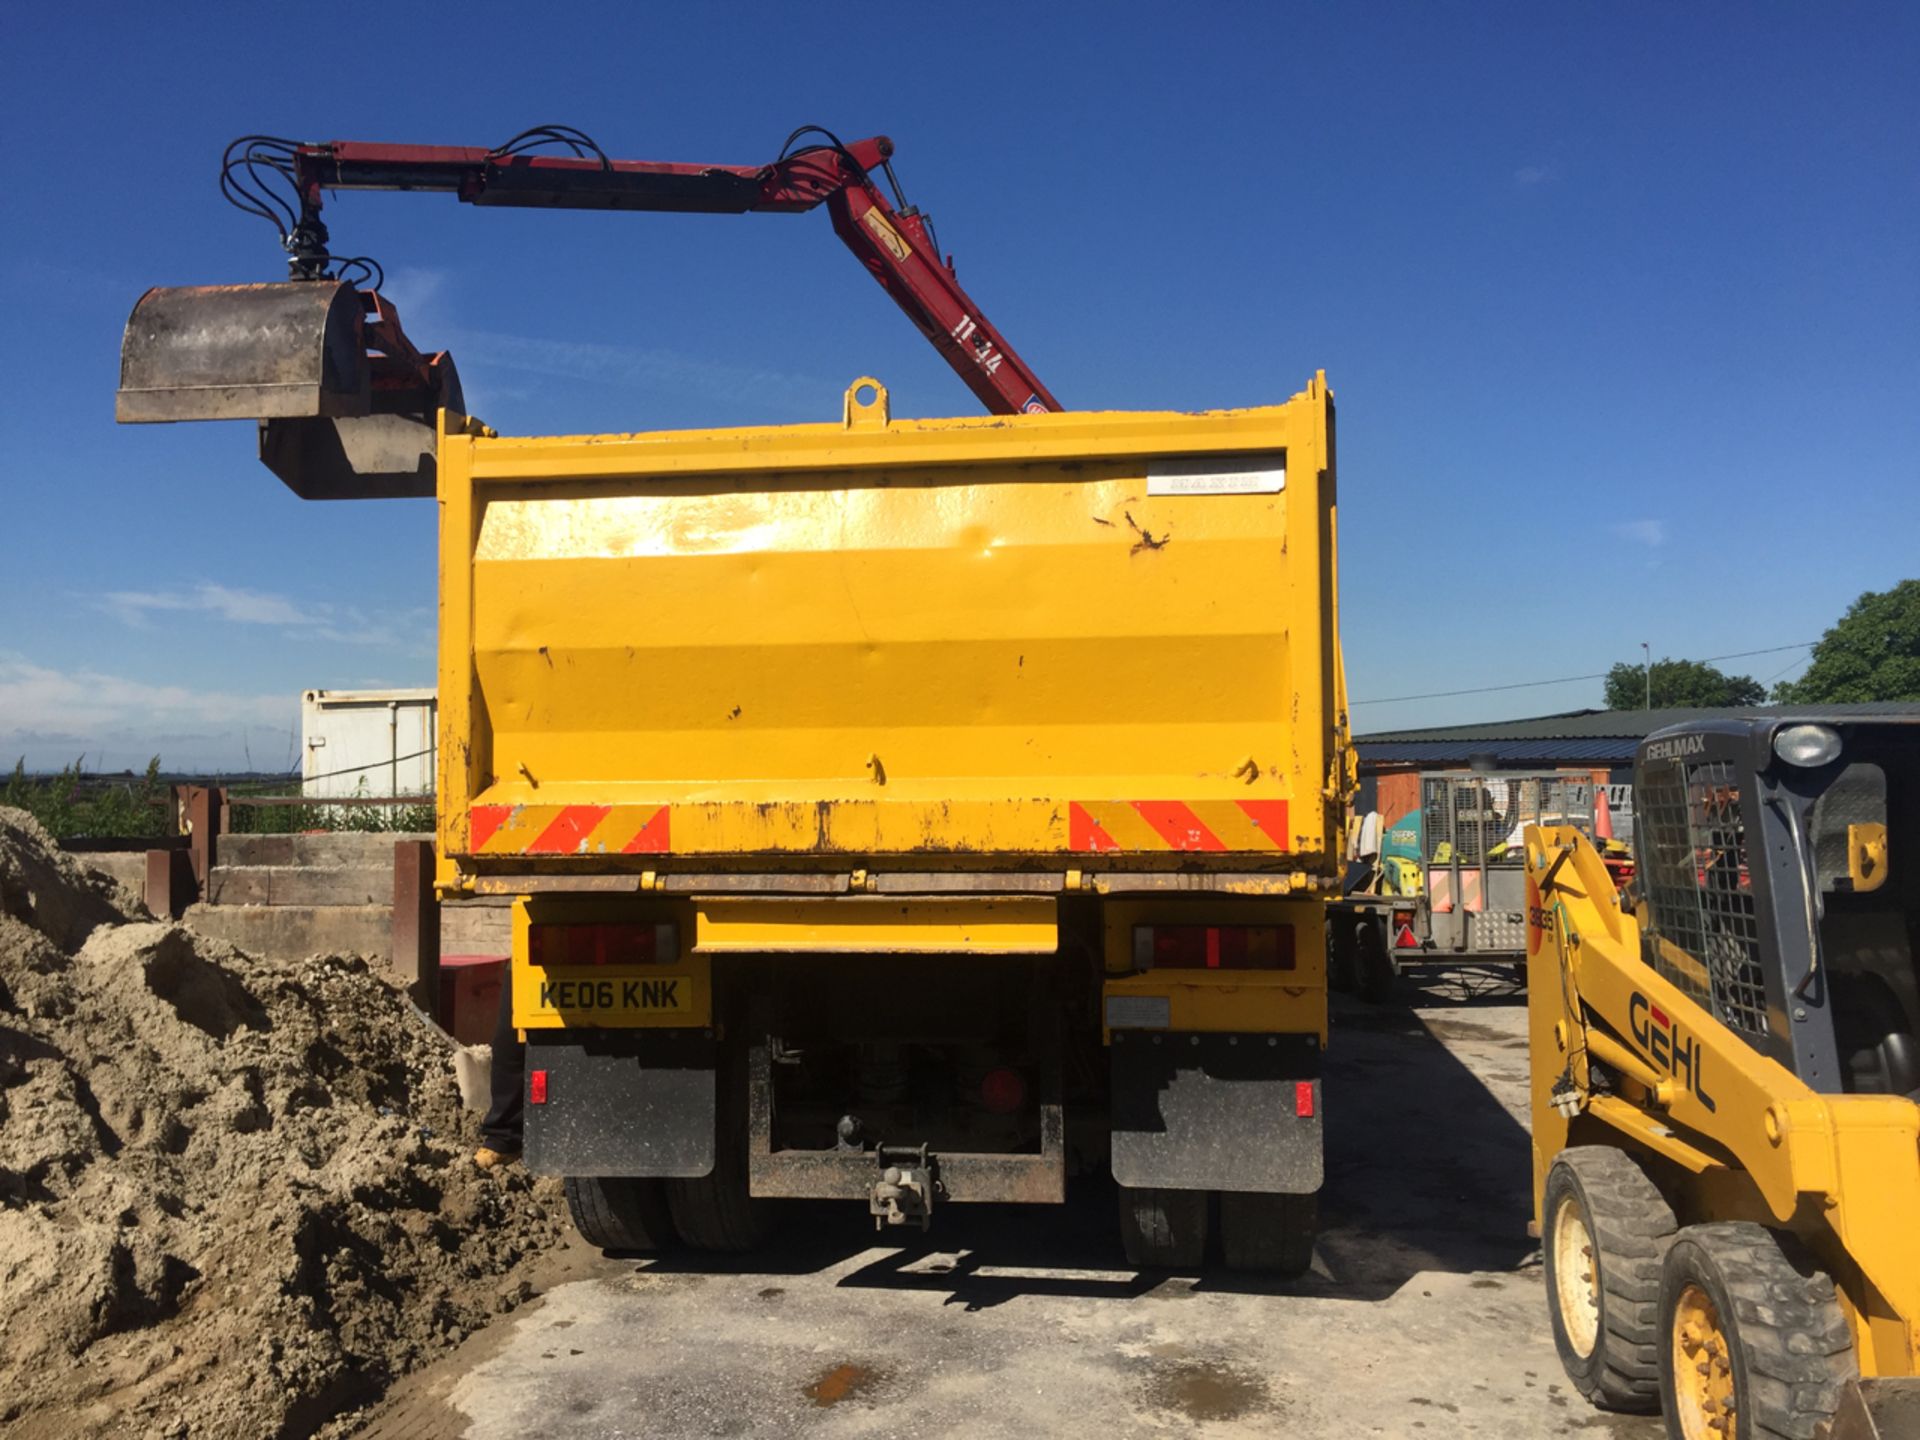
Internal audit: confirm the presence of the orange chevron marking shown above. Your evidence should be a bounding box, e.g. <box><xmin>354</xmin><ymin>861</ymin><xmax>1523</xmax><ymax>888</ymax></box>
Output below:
<box><xmin>1067</xmin><ymin>799</ymin><xmax>1291</xmax><ymax>853</ymax></box>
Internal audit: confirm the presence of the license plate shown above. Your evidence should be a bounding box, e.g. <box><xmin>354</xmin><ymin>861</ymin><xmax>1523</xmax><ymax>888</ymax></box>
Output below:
<box><xmin>514</xmin><ymin>967</ymin><xmax>701</xmax><ymax>1028</ymax></box>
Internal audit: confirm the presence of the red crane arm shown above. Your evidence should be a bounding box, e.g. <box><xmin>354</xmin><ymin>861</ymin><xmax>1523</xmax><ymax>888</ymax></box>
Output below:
<box><xmin>290</xmin><ymin>136</ymin><xmax>1059</xmax><ymax>415</ymax></box>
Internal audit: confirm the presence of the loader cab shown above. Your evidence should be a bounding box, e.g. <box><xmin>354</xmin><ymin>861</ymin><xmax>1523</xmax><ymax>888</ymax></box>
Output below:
<box><xmin>1631</xmin><ymin>715</ymin><xmax>1920</xmax><ymax>1099</ymax></box>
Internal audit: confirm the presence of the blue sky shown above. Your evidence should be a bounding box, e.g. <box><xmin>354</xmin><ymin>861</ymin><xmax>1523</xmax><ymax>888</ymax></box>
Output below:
<box><xmin>3</xmin><ymin>3</ymin><xmax>1916</xmax><ymax>771</ymax></box>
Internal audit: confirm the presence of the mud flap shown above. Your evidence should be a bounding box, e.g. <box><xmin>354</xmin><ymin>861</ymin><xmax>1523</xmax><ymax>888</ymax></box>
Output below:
<box><xmin>524</xmin><ymin>1032</ymin><xmax>715</xmax><ymax>1178</ymax></box>
<box><xmin>1822</xmin><ymin>1379</ymin><xmax>1920</xmax><ymax>1440</ymax></box>
<box><xmin>1109</xmin><ymin>1032</ymin><xmax>1322</xmax><ymax>1193</ymax></box>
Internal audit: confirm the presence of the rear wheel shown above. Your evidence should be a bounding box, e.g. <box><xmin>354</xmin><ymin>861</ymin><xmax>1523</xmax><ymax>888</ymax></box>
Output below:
<box><xmin>1657</xmin><ymin>1222</ymin><xmax>1855</xmax><ymax>1440</ymax></box>
<box><xmin>1218</xmin><ymin>1189</ymin><xmax>1317</xmax><ymax>1276</ymax></box>
<box><xmin>1117</xmin><ymin>1185</ymin><xmax>1208</xmax><ymax>1270</ymax></box>
<box><xmin>1355</xmin><ymin>918</ymin><xmax>1397</xmax><ymax>1005</ymax></box>
<box><xmin>665</xmin><ymin>1151</ymin><xmax>774</xmax><ymax>1252</ymax></box>
<box><xmin>563</xmin><ymin>1175</ymin><xmax>675</xmax><ymax>1252</ymax></box>
<box><xmin>1542</xmin><ymin>1147</ymin><xmax>1676</xmax><ymax>1412</ymax></box>
<box><xmin>664</xmin><ymin>1042</ymin><xmax>776</xmax><ymax>1253</ymax></box>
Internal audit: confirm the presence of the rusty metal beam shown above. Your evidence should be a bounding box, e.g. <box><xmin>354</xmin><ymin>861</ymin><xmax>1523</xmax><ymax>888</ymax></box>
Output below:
<box><xmin>392</xmin><ymin>839</ymin><xmax>441</xmax><ymax>1020</ymax></box>
<box><xmin>144</xmin><ymin>848</ymin><xmax>193</xmax><ymax>920</ymax></box>
<box><xmin>175</xmin><ymin>784</ymin><xmax>221</xmax><ymax>892</ymax></box>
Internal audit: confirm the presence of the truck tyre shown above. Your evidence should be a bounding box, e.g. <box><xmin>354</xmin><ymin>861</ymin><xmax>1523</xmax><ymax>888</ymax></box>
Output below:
<box><xmin>1327</xmin><ymin>916</ymin><xmax>1358</xmax><ymax>993</ymax></box>
<box><xmin>664</xmin><ymin>1046</ymin><xmax>775</xmax><ymax>1253</ymax></box>
<box><xmin>1657</xmin><ymin>1222</ymin><xmax>1855</xmax><ymax>1440</ymax></box>
<box><xmin>564</xmin><ymin>1175</ymin><xmax>675</xmax><ymax>1253</ymax></box>
<box><xmin>1117</xmin><ymin>1185</ymin><xmax>1208</xmax><ymax>1270</ymax></box>
<box><xmin>1355</xmin><ymin>918</ymin><xmax>1397</xmax><ymax>1005</ymax></box>
<box><xmin>1542</xmin><ymin>1147</ymin><xmax>1677</xmax><ymax>1413</ymax></box>
<box><xmin>665</xmin><ymin>1150</ymin><xmax>773</xmax><ymax>1253</ymax></box>
<box><xmin>1218</xmin><ymin>1189</ymin><xmax>1317</xmax><ymax>1276</ymax></box>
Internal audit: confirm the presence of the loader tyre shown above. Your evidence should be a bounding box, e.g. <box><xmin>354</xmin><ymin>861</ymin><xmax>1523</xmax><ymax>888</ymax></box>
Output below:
<box><xmin>563</xmin><ymin>1175</ymin><xmax>675</xmax><ymax>1253</ymax></box>
<box><xmin>1117</xmin><ymin>1185</ymin><xmax>1208</xmax><ymax>1270</ymax></box>
<box><xmin>1542</xmin><ymin>1147</ymin><xmax>1677</xmax><ymax>1413</ymax></box>
<box><xmin>1355</xmin><ymin>918</ymin><xmax>1396</xmax><ymax>1005</ymax></box>
<box><xmin>1657</xmin><ymin>1222</ymin><xmax>1855</xmax><ymax>1440</ymax></box>
<box><xmin>1218</xmin><ymin>1189</ymin><xmax>1317</xmax><ymax>1276</ymax></box>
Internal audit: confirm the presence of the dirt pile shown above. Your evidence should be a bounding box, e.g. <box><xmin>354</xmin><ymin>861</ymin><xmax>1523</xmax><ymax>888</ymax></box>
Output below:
<box><xmin>0</xmin><ymin>807</ymin><xmax>564</xmax><ymax>1439</ymax></box>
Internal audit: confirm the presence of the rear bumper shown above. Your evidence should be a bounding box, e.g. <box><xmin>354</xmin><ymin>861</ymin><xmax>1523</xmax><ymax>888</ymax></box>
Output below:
<box><xmin>744</xmin><ymin>1038</ymin><xmax>1066</xmax><ymax>1204</ymax></box>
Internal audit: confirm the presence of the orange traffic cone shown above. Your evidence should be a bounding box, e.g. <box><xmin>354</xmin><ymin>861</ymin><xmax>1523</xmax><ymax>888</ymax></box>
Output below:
<box><xmin>1594</xmin><ymin>785</ymin><xmax>1614</xmax><ymax>842</ymax></box>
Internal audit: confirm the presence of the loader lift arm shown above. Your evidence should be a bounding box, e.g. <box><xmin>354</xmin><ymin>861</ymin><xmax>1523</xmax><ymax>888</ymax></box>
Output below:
<box><xmin>280</xmin><ymin>127</ymin><xmax>1058</xmax><ymax>418</ymax></box>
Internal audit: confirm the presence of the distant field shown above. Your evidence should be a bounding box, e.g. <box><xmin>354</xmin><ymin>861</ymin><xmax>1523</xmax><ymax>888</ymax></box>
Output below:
<box><xmin>5</xmin><ymin>759</ymin><xmax>430</xmax><ymax>841</ymax></box>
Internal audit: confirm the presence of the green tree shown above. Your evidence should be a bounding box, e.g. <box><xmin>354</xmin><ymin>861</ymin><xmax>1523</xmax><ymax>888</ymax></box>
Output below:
<box><xmin>1604</xmin><ymin>657</ymin><xmax>1766</xmax><ymax>711</ymax></box>
<box><xmin>1775</xmin><ymin>581</ymin><xmax>1920</xmax><ymax>704</ymax></box>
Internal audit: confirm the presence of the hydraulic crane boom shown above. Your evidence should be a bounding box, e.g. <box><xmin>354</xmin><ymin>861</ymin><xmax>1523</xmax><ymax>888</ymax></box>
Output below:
<box><xmin>286</xmin><ymin>131</ymin><xmax>1059</xmax><ymax>416</ymax></box>
<box><xmin>118</xmin><ymin>126</ymin><xmax>1059</xmax><ymax>497</ymax></box>
<box><xmin>282</xmin><ymin>130</ymin><xmax>1058</xmax><ymax>418</ymax></box>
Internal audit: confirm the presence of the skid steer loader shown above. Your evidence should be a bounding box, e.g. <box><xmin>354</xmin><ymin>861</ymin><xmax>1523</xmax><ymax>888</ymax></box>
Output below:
<box><xmin>1525</xmin><ymin>713</ymin><xmax>1920</xmax><ymax>1439</ymax></box>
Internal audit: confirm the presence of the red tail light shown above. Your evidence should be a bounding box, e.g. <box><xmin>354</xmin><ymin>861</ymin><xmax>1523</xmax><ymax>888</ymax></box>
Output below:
<box><xmin>529</xmin><ymin>1069</ymin><xmax>548</xmax><ymax>1105</ymax></box>
<box><xmin>1295</xmin><ymin>1080</ymin><xmax>1315</xmax><ymax>1117</ymax></box>
<box><xmin>528</xmin><ymin>921</ymin><xmax>678</xmax><ymax>967</ymax></box>
<box><xmin>980</xmin><ymin>1068</ymin><xmax>1026</xmax><ymax>1115</ymax></box>
<box><xmin>1133</xmin><ymin>924</ymin><xmax>1295</xmax><ymax>971</ymax></box>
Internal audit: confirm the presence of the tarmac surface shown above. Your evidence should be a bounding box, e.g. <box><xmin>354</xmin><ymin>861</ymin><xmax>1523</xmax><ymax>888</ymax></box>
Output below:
<box><xmin>356</xmin><ymin>972</ymin><xmax>1668</xmax><ymax>1439</ymax></box>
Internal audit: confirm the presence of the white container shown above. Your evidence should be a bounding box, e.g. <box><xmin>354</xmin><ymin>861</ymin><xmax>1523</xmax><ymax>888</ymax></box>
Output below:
<box><xmin>300</xmin><ymin>688</ymin><xmax>437</xmax><ymax>798</ymax></box>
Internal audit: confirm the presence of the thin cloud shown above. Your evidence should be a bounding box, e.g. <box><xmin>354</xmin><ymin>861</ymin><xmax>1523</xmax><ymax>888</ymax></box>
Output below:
<box><xmin>0</xmin><ymin>652</ymin><xmax>295</xmax><ymax>770</ymax></box>
<box><xmin>101</xmin><ymin>583</ymin><xmax>305</xmax><ymax>628</ymax></box>
<box><xmin>443</xmin><ymin>325</ymin><xmax>829</xmax><ymax>417</ymax></box>
<box><xmin>97</xmin><ymin>583</ymin><xmax>425</xmax><ymax>650</ymax></box>
<box><xmin>1513</xmin><ymin>164</ymin><xmax>1560</xmax><ymax>187</ymax></box>
<box><xmin>1610</xmin><ymin>519</ymin><xmax>1667</xmax><ymax>548</ymax></box>
<box><xmin>374</xmin><ymin>264</ymin><xmax>831</xmax><ymax>420</ymax></box>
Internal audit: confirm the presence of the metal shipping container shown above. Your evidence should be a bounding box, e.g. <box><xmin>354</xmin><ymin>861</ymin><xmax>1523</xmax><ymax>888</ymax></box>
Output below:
<box><xmin>301</xmin><ymin>688</ymin><xmax>437</xmax><ymax>798</ymax></box>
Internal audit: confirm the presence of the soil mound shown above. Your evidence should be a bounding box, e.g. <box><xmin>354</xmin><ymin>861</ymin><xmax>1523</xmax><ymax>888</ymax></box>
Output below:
<box><xmin>0</xmin><ymin>807</ymin><xmax>562</xmax><ymax>1439</ymax></box>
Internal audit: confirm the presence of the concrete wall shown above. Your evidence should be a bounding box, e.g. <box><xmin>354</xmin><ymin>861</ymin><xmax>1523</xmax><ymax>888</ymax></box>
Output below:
<box><xmin>77</xmin><ymin>851</ymin><xmax>148</xmax><ymax>896</ymax></box>
<box><xmin>83</xmin><ymin>831</ymin><xmax>510</xmax><ymax>975</ymax></box>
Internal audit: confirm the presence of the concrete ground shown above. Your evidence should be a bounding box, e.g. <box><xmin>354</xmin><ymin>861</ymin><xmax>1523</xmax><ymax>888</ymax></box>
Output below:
<box><xmin>356</xmin><ymin>973</ymin><xmax>1666</xmax><ymax>1440</ymax></box>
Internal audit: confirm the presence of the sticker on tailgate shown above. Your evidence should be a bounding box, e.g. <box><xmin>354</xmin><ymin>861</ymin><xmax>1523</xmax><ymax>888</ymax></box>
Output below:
<box><xmin>1147</xmin><ymin>454</ymin><xmax>1285</xmax><ymax>496</ymax></box>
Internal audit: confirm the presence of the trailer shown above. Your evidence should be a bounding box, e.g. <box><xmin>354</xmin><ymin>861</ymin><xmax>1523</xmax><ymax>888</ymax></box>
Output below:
<box><xmin>1331</xmin><ymin>772</ymin><xmax>1595</xmax><ymax>1002</ymax></box>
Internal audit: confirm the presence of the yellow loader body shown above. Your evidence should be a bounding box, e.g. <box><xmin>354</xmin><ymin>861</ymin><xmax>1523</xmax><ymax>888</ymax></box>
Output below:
<box><xmin>1527</xmin><ymin>825</ymin><xmax>1920</xmax><ymax>1387</ymax></box>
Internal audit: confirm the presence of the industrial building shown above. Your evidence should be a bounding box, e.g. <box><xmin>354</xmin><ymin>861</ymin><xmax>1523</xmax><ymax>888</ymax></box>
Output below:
<box><xmin>1354</xmin><ymin>702</ymin><xmax>1920</xmax><ymax>845</ymax></box>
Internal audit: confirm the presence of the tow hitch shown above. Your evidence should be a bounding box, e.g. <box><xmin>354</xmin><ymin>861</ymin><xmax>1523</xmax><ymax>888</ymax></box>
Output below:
<box><xmin>869</xmin><ymin>1144</ymin><xmax>935</xmax><ymax>1230</ymax></box>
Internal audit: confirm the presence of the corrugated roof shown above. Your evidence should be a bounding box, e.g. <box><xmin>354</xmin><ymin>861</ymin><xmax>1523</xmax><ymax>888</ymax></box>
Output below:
<box><xmin>1356</xmin><ymin>738</ymin><xmax>1636</xmax><ymax>765</ymax></box>
<box><xmin>1355</xmin><ymin>703</ymin><xmax>1920</xmax><ymax>768</ymax></box>
<box><xmin>1356</xmin><ymin>703</ymin><xmax>1920</xmax><ymax>747</ymax></box>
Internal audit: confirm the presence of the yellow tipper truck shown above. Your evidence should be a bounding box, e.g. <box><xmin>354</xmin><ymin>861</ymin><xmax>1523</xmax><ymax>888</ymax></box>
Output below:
<box><xmin>115</xmin><ymin>125</ymin><xmax>1351</xmax><ymax>1270</ymax></box>
<box><xmin>438</xmin><ymin>377</ymin><xmax>1348</xmax><ymax>1270</ymax></box>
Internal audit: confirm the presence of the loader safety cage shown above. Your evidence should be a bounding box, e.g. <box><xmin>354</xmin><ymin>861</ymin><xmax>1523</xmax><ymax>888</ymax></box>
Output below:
<box><xmin>1629</xmin><ymin>714</ymin><xmax>1920</xmax><ymax>1097</ymax></box>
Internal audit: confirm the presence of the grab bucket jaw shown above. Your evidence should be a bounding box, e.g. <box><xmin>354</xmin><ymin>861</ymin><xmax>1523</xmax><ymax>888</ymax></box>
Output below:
<box><xmin>118</xmin><ymin>281</ymin><xmax>371</xmax><ymax>423</ymax></box>
<box><xmin>116</xmin><ymin>280</ymin><xmax>460</xmax><ymax>500</ymax></box>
